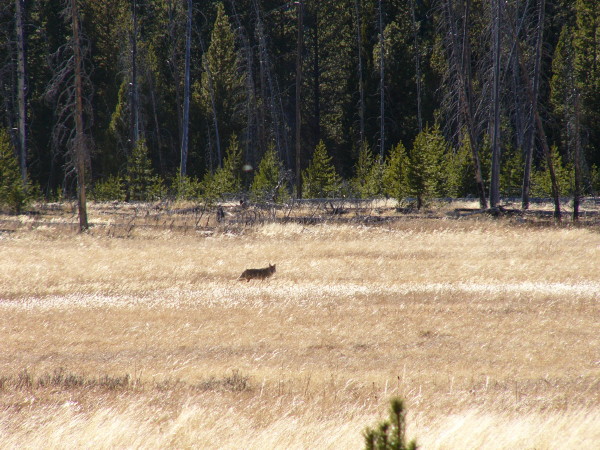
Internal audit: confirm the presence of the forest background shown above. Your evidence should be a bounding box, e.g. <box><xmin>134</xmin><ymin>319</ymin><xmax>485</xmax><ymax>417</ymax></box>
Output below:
<box><xmin>1</xmin><ymin>0</ymin><xmax>599</xmax><ymax>217</ymax></box>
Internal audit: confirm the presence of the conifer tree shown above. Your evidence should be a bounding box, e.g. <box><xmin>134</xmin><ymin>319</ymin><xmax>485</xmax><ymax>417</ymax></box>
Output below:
<box><xmin>126</xmin><ymin>139</ymin><xmax>163</xmax><ymax>201</ymax></box>
<box><xmin>352</xmin><ymin>144</ymin><xmax>384</xmax><ymax>198</ymax></box>
<box><xmin>302</xmin><ymin>140</ymin><xmax>341</xmax><ymax>198</ymax></box>
<box><xmin>204</xmin><ymin>134</ymin><xmax>243</xmax><ymax>199</ymax></box>
<box><xmin>383</xmin><ymin>141</ymin><xmax>409</xmax><ymax>202</ymax></box>
<box><xmin>574</xmin><ymin>0</ymin><xmax>600</xmax><ymax>163</ymax></box>
<box><xmin>407</xmin><ymin>125</ymin><xmax>447</xmax><ymax>208</ymax></box>
<box><xmin>250</xmin><ymin>145</ymin><xmax>289</xmax><ymax>203</ymax></box>
<box><xmin>0</xmin><ymin>128</ymin><xmax>30</xmax><ymax>213</ymax></box>
<box><xmin>196</xmin><ymin>2</ymin><xmax>245</xmax><ymax>169</ymax></box>
<box><xmin>531</xmin><ymin>145</ymin><xmax>573</xmax><ymax>197</ymax></box>
<box><xmin>363</xmin><ymin>397</ymin><xmax>417</xmax><ymax>450</ymax></box>
<box><xmin>445</xmin><ymin>132</ymin><xmax>475</xmax><ymax>198</ymax></box>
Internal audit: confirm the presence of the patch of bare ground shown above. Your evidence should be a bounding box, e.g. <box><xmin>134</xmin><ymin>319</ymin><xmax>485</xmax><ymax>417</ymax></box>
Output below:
<box><xmin>0</xmin><ymin>202</ymin><xmax>599</xmax><ymax>448</ymax></box>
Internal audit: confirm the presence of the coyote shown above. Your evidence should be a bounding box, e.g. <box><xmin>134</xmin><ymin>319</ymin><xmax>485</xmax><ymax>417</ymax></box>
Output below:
<box><xmin>238</xmin><ymin>264</ymin><xmax>276</xmax><ymax>282</ymax></box>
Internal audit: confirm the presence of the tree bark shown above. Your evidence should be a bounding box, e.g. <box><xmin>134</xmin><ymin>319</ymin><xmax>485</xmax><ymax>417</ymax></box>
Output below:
<box><xmin>378</xmin><ymin>0</ymin><xmax>385</xmax><ymax>158</ymax></box>
<box><xmin>410</xmin><ymin>0</ymin><xmax>422</xmax><ymax>133</ymax></box>
<box><xmin>15</xmin><ymin>0</ymin><xmax>27</xmax><ymax>184</ymax></box>
<box><xmin>180</xmin><ymin>0</ymin><xmax>192</xmax><ymax>177</ymax></box>
<box><xmin>573</xmin><ymin>90</ymin><xmax>582</xmax><ymax>221</ymax></box>
<box><xmin>514</xmin><ymin>36</ymin><xmax>561</xmax><ymax>221</ymax></box>
<box><xmin>489</xmin><ymin>0</ymin><xmax>502</xmax><ymax>207</ymax></box>
<box><xmin>295</xmin><ymin>0</ymin><xmax>303</xmax><ymax>198</ymax></box>
<box><xmin>131</xmin><ymin>0</ymin><xmax>140</xmax><ymax>145</ymax></box>
<box><xmin>522</xmin><ymin>0</ymin><xmax>545</xmax><ymax>210</ymax></box>
<box><xmin>71</xmin><ymin>0</ymin><xmax>88</xmax><ymax>231</ymax></box>
<box><xmin>353</xmin><ymin>0</ymin><xmax>365</xmax><ymax>146</ymax></box>
<box><xmin>444</xmin><ymin>0</ymin><xmax>487</xmax><ymax>209</ymax></box>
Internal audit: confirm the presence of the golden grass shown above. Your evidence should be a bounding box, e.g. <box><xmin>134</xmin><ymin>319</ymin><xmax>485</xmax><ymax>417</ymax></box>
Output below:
<box><xmin>1</xmin><ymin>207</ymin><xmax>599</xmax><ymax>448</ymax></box>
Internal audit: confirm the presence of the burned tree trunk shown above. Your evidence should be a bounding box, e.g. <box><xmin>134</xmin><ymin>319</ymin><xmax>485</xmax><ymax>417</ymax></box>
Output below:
<box><xmin>180</xmin><ymin>0</ymin><xmax>192</xmax><ymax>177</ymax></box>
<box><xmin>71</xmin><ymin>0</ymin><xmax>88</xmax><ymax>231</ymax></box>
<box><xmin>353</xmin><ymin>0</ymin><xmax>365</xmax><ymax>145</ymax></box>
<box><xmin>295</xmin><ymin>0</ymin><xmax>303</xmax><ymax>198</ymax></box>
<box><xmin>378</xmin><ymin>0</ymin><xmax>385</xmax><ymax>158</ymax></box>
<box><xmin>15</xmin><ymin>0</ymin><xmax>27</xmax><ymax>184</ymax></box>
<box><xmin>443</xmin><ymin>0</ymin><xmax>488</xmax><ymax>209</ymax></box>
<box><xmin>522</xmin><ymin>0</ymin><xmax>545</xmax><ymax>210</ymax></box>
<box><xmin>489</xmin><ymin>0</ymin><xmax>502</xmax><ymax>207</ymax></box>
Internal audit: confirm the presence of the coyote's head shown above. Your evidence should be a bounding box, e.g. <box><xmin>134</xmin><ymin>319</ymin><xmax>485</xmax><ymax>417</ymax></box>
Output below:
<box><xmin>269</xmin><ymin>263</ymin><xmax>276</xmax><ymax>274</ymax></box>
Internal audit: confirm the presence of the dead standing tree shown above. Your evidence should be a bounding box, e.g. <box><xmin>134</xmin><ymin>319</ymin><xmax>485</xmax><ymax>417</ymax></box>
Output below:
<box><xmin>46</xmin><ymin>0</ymin><xmax>92</xmax><ymax>231</ymax></box>
<box><xmin>440</xmin><ymin>0</ymin><xmax>488</xmax><ymax>209</ymax></box>
<box><xmin>15</xmin><ymin>0</ymin><xmax>27</xmax><ymax>184</ymax></box>
<box><xmin>502</xmin><ymin>2</ymin><xmax>561</xmax><ymax>221</ymax></box>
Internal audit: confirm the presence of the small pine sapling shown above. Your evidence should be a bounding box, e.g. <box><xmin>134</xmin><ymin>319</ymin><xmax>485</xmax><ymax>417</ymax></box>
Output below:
<box><xmin>363</xmin><ymin>397</ymin><xmax>417</xmax><ymax>450</ymax></box>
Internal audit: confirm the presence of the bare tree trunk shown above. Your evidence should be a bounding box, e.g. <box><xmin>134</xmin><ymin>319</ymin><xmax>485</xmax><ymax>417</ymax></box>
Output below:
<box><xmin>198</xmin><ymin>35</ymin><xmax>221</xmax><ymax>170</ymax></box>
<box><xmin>522</xmin><ymin>0</ymin><xmax>545</xmax><ymax>210</ymax></box>
<box><xmin>229</xmin><ymin>0</ymin><xmax>257</xmax><ymax>167</ymax></box>
<box><xmin>167</xmin><ymin>0</ymin><xmax>182</xmax><ymax>153</ymax></box>
<box><xmin>514</xmin><ymin>35</ymin><xmax>561</xmax><ymax>221</ymax></box>
<box><xmin>15</xmin><ymin>0</ymin><xmax>27</xmax><ymax>184</ymax></box>
<box><xmin>378</xmin><ymin>0</ymin><xmax>385</xmax><ymax>158</ymax></box>
<box><xmin>71</xmin><ymin>0</ymin><xmax>88</xmax><ymax>231</ymax></box>
<box><xmin>147</xmin><ymin>68</ymin><xmax>164</xmax><ymax>173</ymax></box>
<box><xmin>410</xmin><ymin>0</ymin><xmax>422</xmax><ymax>132</ymax></box>
<box><xmin>444</xmin><ymin>0</ymin><xmax>487</xmax><ymax>209</ymax></box>
<box><xmin>353</xmin><ymin>0</ymin><xmax>365</xmax><ymax>146</ymax></box>
<box><xmin>131</xmin><ymin>0</ymin><xmax>140</xmax><ymax>145</ymax></box>
<box><xmin>489</xmin><ymin>0</ymin><xmax>502</xmax><ymax>207</ymax></box>
<box><xmin>295</xmin><ymin>0</ymin><xmax>303</xmax><ymax>198</ymax></box>
<box><xmin>180</xmin><ymin>0</ymin><xmax>191</xmax><ymax>177</ymax></box>
<box><xmin>312</xmin><ymin>3</ymin><xmax>320</xmax><ymax>148</ymax></box>
<box><xmin>253</xmin><ymin>1</ymin><xmax>288</xmax><ymax>166</ymax></box>
<box><xmin>573</xmin><ymin>90</ymin><xmax>582</xmax><ymax>221</ymax></box>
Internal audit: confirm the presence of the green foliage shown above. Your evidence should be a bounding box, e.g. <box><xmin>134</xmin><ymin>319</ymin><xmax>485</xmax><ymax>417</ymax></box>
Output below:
<box><xmin>250</xmin><ymin>145</ymin><xmax>289</xmax><ymax>203</ymax></box>
<box><xmin>445</xmin><ymin>132</ymin><xmax>475</xmax><ymax>198</ymax></box>
<box><xmin>352</xmin><ymin>144</ymin><xmax>385</xmax><ymax>198</ymax></box>
<box><xmin>382</xmin><ymin>142</ymin><xmax>409</xmax><ymax>201</ymax></box>
<box><xmin>0</xmin><ymin>129</ymin><xmax>30</xmax><ymax>213</ymax></box>
<box><xmin>363</xmin><ymin>397</ymin><xmax>417</xmax><ymax>450</ymax></box>
<box><xmin>91</xmin><ymin>175</ymin><xmax>126</xmax><ymax>202</ymax></box>
<box><xmin>195</xmin><ymin>2</ymin><xmax>246</xmax><ymax>159</ymax></box>
<box><xmin>531</xmin><ymin>146</ymin><xmax>574</xmax><ymax>197</ymax></box>
<box><xmin>407</xmin><ymin>125</ymin><xmax>448</xmax><ymax>208</ymax></box>
<box><xmin>590</xmin><ymin>164</ymin><xmax>600</xmax><ymax>194</ymax></box>
<box><xmin>126</xmin><ymin>139</ymin><xmax>165</xmax><ymax>201</ymax></box>
<box><xmin>500</xmin><ymin>147</ymin><xmax>525</xmax><ymax>197</ymax></box>
<box><xmin>302</xmin><ymin>140</ymin><xmax>342</xmax><ymax>198</ymax></box>
<box><xmin>171</xmin><ymin>174</ymin><xmax>203</xmax><ymax>200</ymax></box>
<box><xmin>204</xmin><ymin>134</ymin><xmax>243</xmax><ymax>199</ymax></box>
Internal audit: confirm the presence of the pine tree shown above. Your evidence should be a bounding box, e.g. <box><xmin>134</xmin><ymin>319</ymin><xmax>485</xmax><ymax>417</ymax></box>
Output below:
<box><xmin>126</xmin><ymin>139</ymin><xmax>163</xmax><ymax>201</ymax></box>
<box><xmin>302</xmin><ymin>140</ymin><xmax>342</xmax><ymax>198</ymax></box>
<box><xmin>383</xmin><ymin>142</ymin><xmax>409</xmax><ymax>202</ymax></box>
<box><xmin>204</xmin><ymin>134</ymin><xmax>243</xmax><ymax>200</ymax></box>
<box><xmin>407</xmin><ymin>125</ymin><xmax>447</xmax><ymax>208</ymax></box>
<box><xmin>531</xmin><ymin>145</ymin><xmax>573</xmax><ymax>197</ymax></box>
<box><xmin>500</xmin><ymin>147</ymin><xmax>525</xmax><ymax>197</ymax></box>
<box><xmin>445</xmin><ymin>132</ymin><xmax>475</xmax><ymax>198</ymax></box>
<box><xmin>352</xmin><ymin>144</ymin><xmax>384</xmax><ymax>198</ymax></box>
<box><xmin>250</xmin><ymin>145</ymin><xmax>289</xmax><ymax>203</ymax></box>
<box><xmin>0</xmin><ymin>128</ymin><xmax>30</xmax><ymax>213</ymax></box>
<box><xmin>195</xmin><ymin>2</ymin><xmax>246</xmax><ymax>169</ymax></box>
<box><xmin>363</xmin><ymin>397</ymin><xmax>417</xmax><ymax>450</ymax></box>
<box><xmin>574</xmin><ymin>0</ymin><xmax>600</xmax><ymax>165</ymax></box>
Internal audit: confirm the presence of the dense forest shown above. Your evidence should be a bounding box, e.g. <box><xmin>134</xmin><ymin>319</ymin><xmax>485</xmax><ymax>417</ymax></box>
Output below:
<box><xmin>1</xmin><ymin>1</ymin><xmax>599</xmax><ymax>213</ymax></box>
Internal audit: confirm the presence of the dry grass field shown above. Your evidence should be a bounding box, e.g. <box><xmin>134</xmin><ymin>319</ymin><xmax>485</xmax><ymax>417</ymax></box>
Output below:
<box><xmin>1</xmin><ymin>201</ymin><xmax>599</xmax><ymax>449</ymax></box>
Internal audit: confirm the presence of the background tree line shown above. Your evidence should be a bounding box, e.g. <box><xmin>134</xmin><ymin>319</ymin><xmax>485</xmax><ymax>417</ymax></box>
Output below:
<box><xmin>1</xmin><ymin>1</ymin><xmax>599</xmax><ymax>215</ymax></box>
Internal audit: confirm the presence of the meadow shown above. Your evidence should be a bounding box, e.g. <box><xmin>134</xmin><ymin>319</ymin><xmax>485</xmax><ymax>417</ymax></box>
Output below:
<box><xmin>0</xmin><ymin>201</ymin><xmax>599</xmax><ymax>448</ymax></box>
